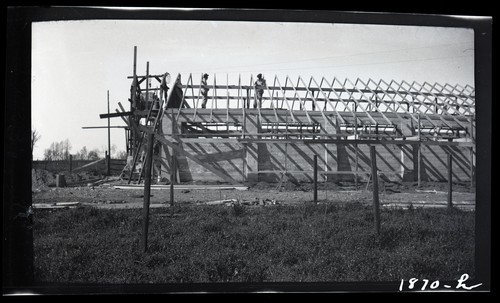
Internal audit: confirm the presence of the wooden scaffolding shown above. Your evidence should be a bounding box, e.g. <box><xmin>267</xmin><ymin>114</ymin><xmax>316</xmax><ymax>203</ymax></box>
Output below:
<box><xmin>101</xmin><ymin>47</ymin><xmax>475</xmax><ymax>187</ymax></box>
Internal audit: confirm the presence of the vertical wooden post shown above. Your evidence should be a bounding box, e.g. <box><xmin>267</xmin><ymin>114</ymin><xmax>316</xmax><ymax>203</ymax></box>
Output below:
<box><xmin>107</xmin><ymin>90</ymin><xmax>111</xmax><ymax>176</ymax></box>
<box><xmin>131</xmin><ymin>46</ymin><xmax>137</xmax><ymax>152</ymax></box>
<box><xmin>69</xmin><ymin>154</ymin><xmax>73</xmax><ymax>172</ymax></box>
<box><xmin>470</xmin><ymin>146</ymin><xmax>474</xmax><ymax>192</ymax></box>
<box><xmin>417</xmin><ymin>113</ymin><xmax>421</xmax><ymax>188</ymax></box>
<box><xmin>448</xmin><ymin>152</ymin><xmax>453</xmax><ymax>209</ymax></box>
<box><xmin>470</xmin><ymin>115</ymin><xmax>474</xmax><ymax>141</ymax></box>
<box><xmin>142</xmin><ymin>133</ymin><xmax>155</xmax><ymax>253</ymax></box>
<box><xmin>313</xmin><ymin>155</ymin><xmax>318</xmax><ymax>204</ymax></box>
<box><xmin>170</xmin><ymin>154</ymin><xmax>175</xmax><ymax>207</ymax></box>
<box><xmin>370</xmin><ymin>145</ymin><xmax>381</xmax><ymax>234</ymax></box>
<box><xmin>469</xmin><ymin>115</ymin><xmax>474</xmax><ymax>192</ymax></box>
<box><xmin>145</xmin><ymin>62</ymin><xmax>150</xmax><ymax>110</ymax></box>
<box><xmin>105</xmin><ymin>151</ymin><xmax>108</xmax><ymax>175</ymax></box>
<box><xmin>125</xmin><ymin>129</ymin><xmax>129</xmax><ymax>155</ymax></box>
<box><xmin>353</xmin><ymin>104</ymin><xmax>358</xmax><ymax>189</ymax></box>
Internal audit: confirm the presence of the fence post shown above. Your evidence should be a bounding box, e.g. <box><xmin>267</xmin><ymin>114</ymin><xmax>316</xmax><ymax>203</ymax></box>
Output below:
<box><xmin>142</xmin><ymin>133</ymin><xmax>155</xmax><ymax>253</ymax></box>
<box><xmin>370</xmin><ymin>145</ymin><xmax>381</xmax><ymax>234</ymax></box>
<box><xmin>313</xmin><ymin>155</ymin><xmax>318</xmax><ymax>204</ymax></box>
<box><xmin>417</xmin><ymin>113</ymin><xmax>421</xmax><ymax>188</ymax></box>
<box><xmin>448</xmin><ymin>152</ymin><xmax>453</xmax><ymax>209</ymax></box>
<box><xmin>470</xmin><ymin>146</ymin><xmax>474</xmax><ymax>192</ymax></box>
<box><xmin>170</xmin><ymin>154</ymin><xmax>175</xmax><ymax>207</ymax></box>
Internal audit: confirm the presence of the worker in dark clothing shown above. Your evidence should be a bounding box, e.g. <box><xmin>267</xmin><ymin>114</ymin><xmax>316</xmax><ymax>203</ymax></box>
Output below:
<box><xmin>201</xmin><ymin>73</ymin><xmax>210</xmax><ymax>108</ymax></box>
<box><xmin>130</xmin><ymin>77</ymin><xmax>143</xmax><ymax>110</ymax></box>
<box><xmin>166</xmin><ymin>75</ymin><xmax>184</xmax><ymax>109</ymax></box>
<box><xmin>254</xmin><ymin>73</ymin><xmax>266</xmax><ymax>109</ymax></box>
<box><xmin>160</xmin><ymin>72</ymin><xmax>171</xmax><ymax>103</ymax></box>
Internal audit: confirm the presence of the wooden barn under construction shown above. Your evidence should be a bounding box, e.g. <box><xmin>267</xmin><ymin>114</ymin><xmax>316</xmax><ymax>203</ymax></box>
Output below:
<box><xmin>108</xmin><ymin>47</ymin><xmax>475</xmax><ymax>188</ymax></box>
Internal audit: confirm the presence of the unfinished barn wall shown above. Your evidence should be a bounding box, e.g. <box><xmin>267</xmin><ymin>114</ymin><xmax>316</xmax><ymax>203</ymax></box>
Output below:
<box><xmin>176</xmin><ymin>142</ymin><xmax>245</xmax><ymax>182</ymax></box>
<box><xmin>160</xmin><ymin>110</ymin><xmax>474</xmax><ymax>184</ymax></box>
<box><xmin>420</xmin><ymin>145</ymin><xmax>473</xmax><ymax>182</ymax></box>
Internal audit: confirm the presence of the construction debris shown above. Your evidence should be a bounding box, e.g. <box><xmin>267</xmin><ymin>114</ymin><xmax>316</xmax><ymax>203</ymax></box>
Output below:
<box><xmin>415</xmin><ymin>189</ymin><xmax>447</xmax><ymax>194</ymax></box>
<box><xmin>33</xmin><ymin>202</ymin><xmax>81</xmax><ymax>209</ymax></box>
<box><xmin>197</xmin><ymin>198</ymin><xmax>279</xmax><ymax>206</ymax></box>
<box><xmin>113</xmin><ymin>184</ymin><xmax>248</xmax><ymax>191</ymax></box>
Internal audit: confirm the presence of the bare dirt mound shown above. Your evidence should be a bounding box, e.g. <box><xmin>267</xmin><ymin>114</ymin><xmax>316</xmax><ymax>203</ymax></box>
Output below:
<box><xmin>32</xmin><ymin>169</ymin><xmax>56</xmax><ymax>191</ymax></box>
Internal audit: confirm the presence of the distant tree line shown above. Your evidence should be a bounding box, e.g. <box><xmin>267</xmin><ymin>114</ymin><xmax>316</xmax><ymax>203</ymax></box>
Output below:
<box><xmin>42</xmin><ymin>138</ymin><xmax>127</xmax><ymax>161</ymax></box>
<box><xmin>43</xmin><ymin>139</ymin><xmax>73</xmax><ymax>161</ymax></box>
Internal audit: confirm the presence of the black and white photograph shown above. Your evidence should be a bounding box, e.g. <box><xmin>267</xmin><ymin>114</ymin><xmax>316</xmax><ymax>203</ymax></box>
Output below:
<box><xmin>4</xmin><ymin>6</ymin><xmax>492</xmax><ymax>296</ymax></box>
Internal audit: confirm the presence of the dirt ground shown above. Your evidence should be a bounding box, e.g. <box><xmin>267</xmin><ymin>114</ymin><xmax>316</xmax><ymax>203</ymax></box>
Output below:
<box><xmin>32</xmin><ymin>168</ymin><xmax>104</xmax><ymax>191</ymax></box>
<box><xmin>32</xmin><ymin>169</ymin><xmax>475</xmax><ymax>211</ymax></box>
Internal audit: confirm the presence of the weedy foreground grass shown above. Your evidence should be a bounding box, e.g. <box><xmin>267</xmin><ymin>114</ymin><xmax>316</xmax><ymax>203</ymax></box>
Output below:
<box><xmin>34</xmin><ymin>203</ymin><xmax>474</xmax><ymax>283</ymax></box>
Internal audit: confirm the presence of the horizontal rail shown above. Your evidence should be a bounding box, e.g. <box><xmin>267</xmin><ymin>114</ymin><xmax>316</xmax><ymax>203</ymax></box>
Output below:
<box><xmin>128</xmin><ymin>82</ymin><xmax>474</xmax><ymax>99</ymax></box>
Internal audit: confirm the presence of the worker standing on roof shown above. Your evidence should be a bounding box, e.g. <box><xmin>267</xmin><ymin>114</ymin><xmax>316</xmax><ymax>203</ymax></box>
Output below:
<box><xmin>254</xmin><ymin>73</ymin><xmax>266</xmax><ymax>109</ymax></box>
<box><xmin>160</xmin><ymin>72</ymin><xmax>171</xmax><ymax>103</ymax></box>
<box><xmin>166</xmin><ymin>75</ymin><xmax>184</xmax><ymax>109</ymax></box>
<box><xmin>201</xmin><ymin>73</ymin><xmax>210</xmax><ymax>108</ymax></box>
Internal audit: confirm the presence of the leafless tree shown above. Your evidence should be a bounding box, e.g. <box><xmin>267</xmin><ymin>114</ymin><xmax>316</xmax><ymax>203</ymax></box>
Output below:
<box><xmin>31</xmin><ymin>128</ymin><xmax>41</xmax><ymax>161</ymax></box>
<box><xmin>43</xmin><ymin>139</ymin><xmax>72</xmax><ymax>160</ymax></box>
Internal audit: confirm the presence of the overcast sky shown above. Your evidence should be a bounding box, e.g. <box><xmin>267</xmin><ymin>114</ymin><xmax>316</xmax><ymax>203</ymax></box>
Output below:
<box><xmin>31</xmin><ymin>19</ymin><xmax>474</xmax><ymax>160</ymax></box>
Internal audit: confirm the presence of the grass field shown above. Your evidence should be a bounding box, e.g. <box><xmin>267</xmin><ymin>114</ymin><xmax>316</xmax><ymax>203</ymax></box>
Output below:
<box><xmin>33</xmin><ymin>203</ymin><xmax>474</xmax><ymax>283</ymax></box>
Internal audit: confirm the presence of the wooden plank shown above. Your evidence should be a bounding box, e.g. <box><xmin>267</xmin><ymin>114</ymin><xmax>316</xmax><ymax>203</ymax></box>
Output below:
<box><xmin>114</xmin><ymin>184</ymin><xmax>248</xmax><ymax>190</ymax></box>
<box><xmin>82</xmin><ymin>126</ymin><xmax>128</xmax><ymax>129</ymax></box>
<box><xmin>100</xmin><ymin>111</ymin><xmax>133</xmax><ymax>119</ymax></box>
<box><xmin>72</xmin><ymin>158</ymin><xmax>106</xmax><ymax>172</ymax></box>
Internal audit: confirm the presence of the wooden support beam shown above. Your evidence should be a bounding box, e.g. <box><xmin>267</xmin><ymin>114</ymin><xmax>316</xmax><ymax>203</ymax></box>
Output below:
<box><xmin>100</xmin><ymin>111</ymin><xmax>133</xmax><ymax>119</ymax></box>
<box><xmin>107</xmin><ymin>90</ymin><xmax>111</xmax><ymax>176</ymax></box>
<box><xmin>82</xmin><ymin>126</ymin><xmax>128</xmax><ymax>129</ymax></box>
<box><xmin>370</xmin><ymin>145</ymin><xmax>381</xmax><ymax>235</ymax></box>
<box><xmin>170</xmin><ymin>83</ymin><xmax>473</xmax><ymax>99</ymax></box>
<box><xmin>237</xmin><ymin>137</ymin><xmax>473</xmax><ymax>147</ymax></box>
